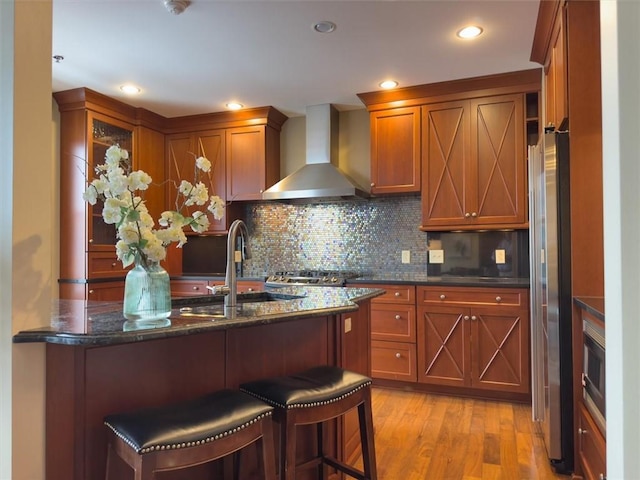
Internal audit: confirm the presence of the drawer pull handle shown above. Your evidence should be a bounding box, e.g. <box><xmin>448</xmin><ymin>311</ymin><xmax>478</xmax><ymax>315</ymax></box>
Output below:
<box><xmin>495</xmin><ymin>296</ymin><xmax>502</xmax><ymax>302</ymax></box>
<box><xmin>440</xmin><ymin>294</ymin><xmax>446</xmax><ymax>300</ymax></box>
<box><xmin>395</xmin><ymin>314</ymin><xmax>401</xmax><ymax>320</ymax></box>
<box><xmin>394</xmin><ymin>292</ymin><xmax>401</xmax><ymax>297</ymax></box>
<box><xmin>395</xmin><ymin>353</ymin><xmax>401</xmax><ymax>359</ymax></box>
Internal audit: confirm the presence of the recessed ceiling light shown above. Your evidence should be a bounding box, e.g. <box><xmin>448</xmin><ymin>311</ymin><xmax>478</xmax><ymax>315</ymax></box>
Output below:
<box><xmin>120</xmin><ymin>84</ymin><xmax>141</xmax><ymax>95</ymax></box>
<box><xmin>379</xmin><ymin>80</ymin><xmax>398</xmax><ymax>89</ymax></box>
<box><xmin>226</xmin><ymin>102</ymin><xmax>243</xmax><ymax>110</ymax></box>
<box><xmin>313</xmin><ymin>20</ymin><xmax>336</xmax><ymax>34</ymax></box>
<box><xmin>457</xmin><ymin>25</ymin><xmax>483</xmax><ymax>39</ymax></box>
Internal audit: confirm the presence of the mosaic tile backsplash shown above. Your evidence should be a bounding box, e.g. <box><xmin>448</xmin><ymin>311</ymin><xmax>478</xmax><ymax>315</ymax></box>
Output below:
<box><xmin>221</xmin><ymin>196</ymin><xmax>530</xmax><ymax>279</ymax></box>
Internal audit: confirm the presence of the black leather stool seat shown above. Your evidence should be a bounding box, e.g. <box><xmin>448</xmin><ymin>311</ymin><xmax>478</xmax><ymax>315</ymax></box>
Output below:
<box><xmin>239</xmin><ymin>365</ymin><xmax>372</xmax><ymax>410</ymax></box>
<box><xmin>104</xmin><ymin>389</ymin><xmax>277</xmax><ymax>480</ymax></box>
<box><xmin>240</xmin><ymin>366</ymin><xmax>377</xmax><ymax>480</ymax></box>
<box><xmin>105</xmin><ymin>389</ymin><xmax>273</xmax><ymax>453</ymax></box>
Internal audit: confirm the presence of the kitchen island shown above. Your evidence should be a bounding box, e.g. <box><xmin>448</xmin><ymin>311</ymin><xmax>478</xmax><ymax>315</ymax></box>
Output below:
<box><xmin>14</xmin><ymin>286</ymin><xmax>383</xmax><ymax>480</ymax></box>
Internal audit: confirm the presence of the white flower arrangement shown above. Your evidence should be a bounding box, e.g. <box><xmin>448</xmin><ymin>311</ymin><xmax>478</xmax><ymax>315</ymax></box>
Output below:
<box><xmin>83</xmin><ymin>145</ymin><xmax>225</xmax><ymax>268</ymax></box>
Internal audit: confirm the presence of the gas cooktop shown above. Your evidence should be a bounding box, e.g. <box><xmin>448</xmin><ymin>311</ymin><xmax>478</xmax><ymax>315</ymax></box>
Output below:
<box><xmin>265</xmin><ymin>270</ymin><xmax>361</xmax><ymax>287</ymax></box>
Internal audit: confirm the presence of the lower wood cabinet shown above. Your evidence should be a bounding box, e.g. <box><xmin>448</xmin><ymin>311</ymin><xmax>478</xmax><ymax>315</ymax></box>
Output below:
<box><xmin>416</xmin><ymin>286</ymin><xmax>530</xmax><ymax>395</ymax></box>
<box><xmin>578</xmin><ymin>403</ymin><xmax>606</xmax><ymax>480</ymax></box>
<box><xmin>170</xmin><ymin>279</ymin><xmax>264</xmax><ymax>297</ymax></box>
<box><xmin>367</xmin><ymin>284</ymin><xmax>417</xmax><ymax>382</ymax></box>
<box><xmin>86</xmin><ymin>282</ymin><xmax>125</xmax><ymax>301</ymax></box>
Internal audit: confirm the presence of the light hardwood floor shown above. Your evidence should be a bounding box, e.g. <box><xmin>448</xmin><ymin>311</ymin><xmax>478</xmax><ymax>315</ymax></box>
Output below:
<box><xmin>361</xmin><ymin>387</ymin><xmax>571</xmax><ymax>480</ymax></box>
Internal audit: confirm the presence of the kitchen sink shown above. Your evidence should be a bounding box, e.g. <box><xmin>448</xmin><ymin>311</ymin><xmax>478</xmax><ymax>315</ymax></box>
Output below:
<box><xmin>173</xmin><ymin>291</ymin><xmax>304</xmax><ymax>319</ymax></box>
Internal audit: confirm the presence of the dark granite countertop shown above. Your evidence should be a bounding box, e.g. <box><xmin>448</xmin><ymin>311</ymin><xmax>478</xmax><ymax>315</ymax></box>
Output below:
<box><xmin>12</xmin><ymin>287</ymin><xmax>384</xmax><ymax>346</ymax></box>
<box><xmin>574</xmin><ymin>296</ymin><xmax>605</xmax><ymax>322</ymax></box>
<box><xmin>347</xmin><ymin>273</ymin><xmax>530</xmax><ymax>288</ymax></box>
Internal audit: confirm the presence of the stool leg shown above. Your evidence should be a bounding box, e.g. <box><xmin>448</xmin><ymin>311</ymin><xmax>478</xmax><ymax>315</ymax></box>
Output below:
<box><xmin>105</xmin><ymin>441</ymin><xmax>114</xmax><ymax>480</ymax></box>
<box><xmin>259</xmin><ymin>418</ymin><xmax>277</xmax><ymax>480</ymax></box>
<box><xmin>358</xmin><ymin>389</ymin><xmax>378</xmax><ymax>480</ymax></box>
<box><xmin>280</xmin><ymin>411</ymin><xmax>297</xmax><ymax>480</ymax></box>
<box><xmin>316</xmin><ymin>421</ymin><xmax>325</xmax><ymax>479</ymax></box>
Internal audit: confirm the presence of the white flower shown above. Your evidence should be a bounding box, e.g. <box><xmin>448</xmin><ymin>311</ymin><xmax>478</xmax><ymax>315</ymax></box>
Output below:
<box><xmin>208</xmin><ymin>195</ymin><xmax>225</xmax><ymax>220</ymax></box>
<box><xmin>195</xmin><ymin>156</ymin><xmax>211</xmax><ymax>172</ymax></box>
<box><xmin>85</xmin><ymin>146</ymin><xmax>224</xmax><ymax>268</ymax></box>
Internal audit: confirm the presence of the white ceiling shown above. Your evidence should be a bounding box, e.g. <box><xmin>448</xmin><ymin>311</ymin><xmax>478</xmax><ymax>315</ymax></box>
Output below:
<box><xmin>52</xmin><ymin>0</ymin><xmax>541</xmax><ymax>119</ymax></box>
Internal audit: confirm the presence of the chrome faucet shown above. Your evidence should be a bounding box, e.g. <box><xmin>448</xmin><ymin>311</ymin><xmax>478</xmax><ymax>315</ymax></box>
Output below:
<box><xmin>213</xmin><ymin>219</ymin><xmax>251</xmax><ymax>316</ymax></box>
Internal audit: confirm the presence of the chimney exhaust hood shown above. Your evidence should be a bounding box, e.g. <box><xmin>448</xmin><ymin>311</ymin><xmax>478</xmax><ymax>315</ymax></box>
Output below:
<box><xmin>262</xmin><ymin>104</ymin><xmax>369</xmax><ymax>201</ymax></box>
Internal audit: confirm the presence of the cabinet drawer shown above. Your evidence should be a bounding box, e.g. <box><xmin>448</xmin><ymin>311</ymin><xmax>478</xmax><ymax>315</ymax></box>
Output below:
<box><xmin>171</xmin><ymin>280</ymin><xmax>211</xmax><ymax>297</ymax></box>
<box><xmin>371</xmin><ymin>304</ymin><xmax>416</xmax><ymax>342</ymax></box>
<box><xmin>578</xmin><ymin>404</ymin><xmax>606</xmax><ymax>480</ymax></box>
<box><xmin>237</xmin><ymin>281</ymin><xmax>264</xmax><ymax>294</ymax></box>
<box><xmin>371</xmin><ymin>340</ymin><xmax>417</xmax><ymax>382</ymax></box>
<box><xmin>88</xmin><ymin>252</ymin><xmax>129</xmax><ymax>278</ymax></box>
<box><xmin>368</xmin><ymin>284</ymin><xmax>415</xmax><ymax>305</ymax></box>
<box><xmin>417</xmin><ymin>286</ymin><xmax>528</xmax><ymax>308</ymax></box>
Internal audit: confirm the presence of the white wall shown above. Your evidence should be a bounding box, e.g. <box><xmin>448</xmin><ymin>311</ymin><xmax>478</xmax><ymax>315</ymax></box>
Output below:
<box><xmin>601</xmin><ymin>2</ymin><xmax>640</xmax><ymax>478</ymax></box>
<box><xmin>2</xmin><ymin>1</ymin><xmax>54</xmax><ymax>478</ymax></box>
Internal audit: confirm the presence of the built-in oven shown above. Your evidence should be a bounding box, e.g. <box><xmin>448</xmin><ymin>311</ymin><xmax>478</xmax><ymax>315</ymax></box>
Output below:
<box><xmin>582</xmin><ymin>316</ymin><xmax>605</xmax><ymax>435</ymax></box>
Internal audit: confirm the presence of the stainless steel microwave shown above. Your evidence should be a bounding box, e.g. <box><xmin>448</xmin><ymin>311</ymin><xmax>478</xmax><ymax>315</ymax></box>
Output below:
<box><xmin>582</xmin><ymin>316</ymin><xmax>605</xmax><ymax>435</ymax></box>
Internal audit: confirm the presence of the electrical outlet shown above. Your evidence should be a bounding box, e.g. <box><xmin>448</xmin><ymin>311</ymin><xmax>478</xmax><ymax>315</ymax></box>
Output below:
<box><xmin>429</xmin><ymin>249</ymin><xmax>444</xmax><ymax>264</ymax></box>
<box><xmin>495</xmin><ymin>249</ymin><xmax>506</xmax><ymax>264</ymax></box>
<box><xmin>401</xmin><ymin>250</ymin><xmax>411</xmax><ymax>264</ymax></box>
<box><xmin>344</xmin><ymin>317</ymin><xmax>352</xmax><ymax>333</ymax></box>
<box><xmin>234</xmin><ymin>250</ymin><xmax>242</xmax><ymax>262</ymax></box>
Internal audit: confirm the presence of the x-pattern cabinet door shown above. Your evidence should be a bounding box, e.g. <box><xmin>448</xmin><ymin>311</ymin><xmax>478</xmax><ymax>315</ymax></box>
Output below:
<box><xmin>471</xmin><ymin>306</ymin><xmax>530</xmax><ymax>394</ymax></box>
<box><xmin>417</xmin><ymin>305</ymin><xmax>472</xmax><ymax>388</ymax></box>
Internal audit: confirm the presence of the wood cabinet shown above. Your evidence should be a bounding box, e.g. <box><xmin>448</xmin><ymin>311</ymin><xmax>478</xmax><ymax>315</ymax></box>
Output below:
<box><xmin>577</xmin><ymin>403</ymin><xmax>606</xmax><ymax>480</ymax></box>
<box><xmin>368</xmin><ymin>284</ymin><xmax>417</xmax><ymax>382</ymax></box>
<box><xmin>170</xmin><ymin>279</ymin><xmax>263</xmax><ymax>297</ymax></box>
<box><xmin>368</xmin><ymin>107</ymin><xmax>421</xmax><ymax>194</ymax></box>
<box><xmin>55</xmin><ymin>88</ymin><xmax>166</xmax><ymax>300</ymax></box>
<box><xmin>544</xmin><ymin>2</ymin><xmax>568</xmax><ymax>130</ymax></box>
<box><xmin>421</xmin><ymin>93</ymin><xmax>527</xmax><ymax>230</ymax></box>
<box><xmin>416</xmin><ymin>286</ymin><xmax>530</xmax><ymax>395</ymax></box>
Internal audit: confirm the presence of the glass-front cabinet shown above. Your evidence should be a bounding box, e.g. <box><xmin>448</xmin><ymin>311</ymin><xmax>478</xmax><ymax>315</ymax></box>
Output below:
<box><xmin>87</xmin><ymin>113</ymin><xmax>134</xmax><ymax>251</ymax></box>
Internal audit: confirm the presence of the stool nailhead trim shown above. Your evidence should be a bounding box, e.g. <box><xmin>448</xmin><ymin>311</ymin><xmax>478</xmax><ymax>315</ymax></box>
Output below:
<box><xmin>104</xmin><ymin>411</ymin><xmax>272</xmax><ymax>454</ymax></box>
<box><xmin>242</xmin><ymin>380</ymin><xmax>372</xmax><ymax>410</ymax></box>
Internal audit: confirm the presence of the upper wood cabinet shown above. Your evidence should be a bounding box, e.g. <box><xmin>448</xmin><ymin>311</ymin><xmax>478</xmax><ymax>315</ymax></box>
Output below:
<box><xmin>369</xmin><ymin>107</ymin><xmax>421</xmax><ymax>194</ymax></box>
<box><xmin>55</xmin><ymin>88</ymin><xmax>166</xmax><ymax>300</ymax></box>
<box><xmin>358</xmin><ymin>69</ymin><xmax>540</xmax><ymax>231</ymax></box>
<box><xmin>421</xmin><ymin>93</ymin><xmax>527</xmax><ymax>230</ymax></box>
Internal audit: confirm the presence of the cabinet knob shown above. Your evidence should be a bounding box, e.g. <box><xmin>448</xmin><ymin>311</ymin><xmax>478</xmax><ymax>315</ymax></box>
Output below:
<box><xmin>394</xmin><ymin>292</ymin><xmax>401</xmax><ymax>297</ymax></box>
<box><xmin>192</xmin><ymin>286</ymin><xmax>199</xmax><ymax>290</ymax></box>
<box><xmin>465</xmin><ymin>212</ymin><xmax>471</xmax><ymax>218</ymax></box>
<box><xmin>464</xmin><ymin>315</ymin><xmax>470</xmax><ymax>321</ymax></box>
<box><xmin>247</xmin><ymin>288</ymin><xmax>254</xmax><ymax>292</ymax></box>
<box><xmin>599</xmin><ymin>474</ymin><xmax>605</xmax><ymax>480</ymax></box>
<box><xmin>578</xmin><ymin>428</ymin><xmax>587</xmax><ymax>435</ymax></box>
<box><xmin>495</xmin><ymin>296</ymin><xmax>502</xmax><ymax>302</ymax></box>
<box><xmin>471</xmin><ymin>212</ymin><xmax>477</xmax><ymax>218</ymax></box>
<box><xmin>439</xmin><ymin>294</ymin><xmax>446</xmax><ymax>300</ymax></box>
<box><xmin>89</xmin><ymin>238</ymin><xmax>94</xmax><ymax>243</ymax></box>
<box><xmin>395</xmin><ymin>314</ymin><xmax>401</xmax><ymax>320</ymax></box>
<box><xmin>111</xmin><ymin>262</ymin><xmax>117</xmax><ymax>267</ymax></box>
<box><xmin>471</xmin><ymin>315</ymin><xmax>477</xmax><ymax>321</ymax></box>
<box><xmin>88</xmin><ymin>289</ymin><xmax>94</xmax><ymax>294</ymax></box>
<box><xmin>371</xmin><ymin>182</ymin><xmax>375</xmax><ymax>187</ymax></box>
<box><xmin>395</xmin><ymin>353</ymin><xmax>401</xmax><ymax>359</ymax></box>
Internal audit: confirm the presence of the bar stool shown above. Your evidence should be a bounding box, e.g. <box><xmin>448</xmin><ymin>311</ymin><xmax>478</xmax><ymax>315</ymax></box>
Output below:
<box><xmin>240</xmin><ymin>365</ymin><xmax>378</xmax><ymax>480</ymax></box>
<box><xmin>104</xmin><ymin>389</ymin><xmax>277</xmax><ymax>480</ymax></box>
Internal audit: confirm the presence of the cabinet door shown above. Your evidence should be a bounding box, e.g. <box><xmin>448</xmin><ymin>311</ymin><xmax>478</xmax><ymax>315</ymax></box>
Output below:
<box><xmin>371</xmin><ymin>340</ymin><xmax>417</xmax><ymax>382</ymax></box>
<box><xmin>196</xmin><ymin>130</ymin><xmax>228</xmax><ymax>233</ymax></box>
<box><xmin>87</xmin><ymin>112</ymin><xmax>134</xmax><ymax>251</ymax></box>
<box><xmin>421</xmin><ymin>101</ymin><xmax>471</xmax><ymax>228</ymax></box>
<box><xmin>545</xmin><ymin>3</ymin><xmax>567</xmax><ymax>130</ymax></box>
<box><xmin>578</xmin><ymin>403</ymin><xmax>606</xmax><ymax>480</ymax></box>
<box><xmin>226</xmin><ymin>126</ymin><xmax>269</xmax><ymax>201</ymax></box>
<box><xmin>470</xmin><ymin>306</ymin><xmax>530</xmax><ymax>394</ymax></box>
<box><xmin>417</xmin><ymin>305</ymin><xmax>471</xmax><ymax>387</ymax></box>
<box><xmin>170</xmin><ymin>279</ymin><xmax>210</xmax><ymax>297</ymax></box>
<box><xmin>370</xmin><ymin>107</ymin><xmax>421</xmax><ymax>194</ymax></box>
<box><xmin>87</xmin><ymin>282</ymin><xmax>125</xmax><ymax>301</ymax></box>
<box><xmin>471</xmin><ymin>94</ymin><xmax>527</xmax><ymax>226</ymax></box>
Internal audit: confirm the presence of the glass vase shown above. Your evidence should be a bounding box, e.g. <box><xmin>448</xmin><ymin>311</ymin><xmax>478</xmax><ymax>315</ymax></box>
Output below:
<box><xmin>123</xmin><ymin>259</ymin><xmax>172</xmax><ymax>322</ymax></box>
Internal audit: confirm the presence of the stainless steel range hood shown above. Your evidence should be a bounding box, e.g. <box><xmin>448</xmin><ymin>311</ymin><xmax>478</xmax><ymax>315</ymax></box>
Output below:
<box><xmin>262</xmin><ymin>104</ymin><xmax>369</xmax><ymax>201</ymax></box>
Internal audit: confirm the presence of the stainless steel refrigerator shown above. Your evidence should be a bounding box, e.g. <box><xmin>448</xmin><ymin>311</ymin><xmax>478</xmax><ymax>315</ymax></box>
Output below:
<box><xmin>528</xmin><ymin>127</ymin><xmax>574</xmax><ymax>474</ymax></box>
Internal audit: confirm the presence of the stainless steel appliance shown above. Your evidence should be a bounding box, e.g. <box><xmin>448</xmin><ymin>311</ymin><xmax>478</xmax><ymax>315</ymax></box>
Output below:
<box><xmin>528</xmin><ymin>127</ymin><xmax>574</xmax><ymax>473</ymax></box>
<box><xmin>582</xmin><ymin>316</ymin><xmax>606</xmax><ymax>434</ymax></box>
<box><xmin>265</xmin><ymin>270</ymin><xmax>360</xmax><ymax>287</ymax></box>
